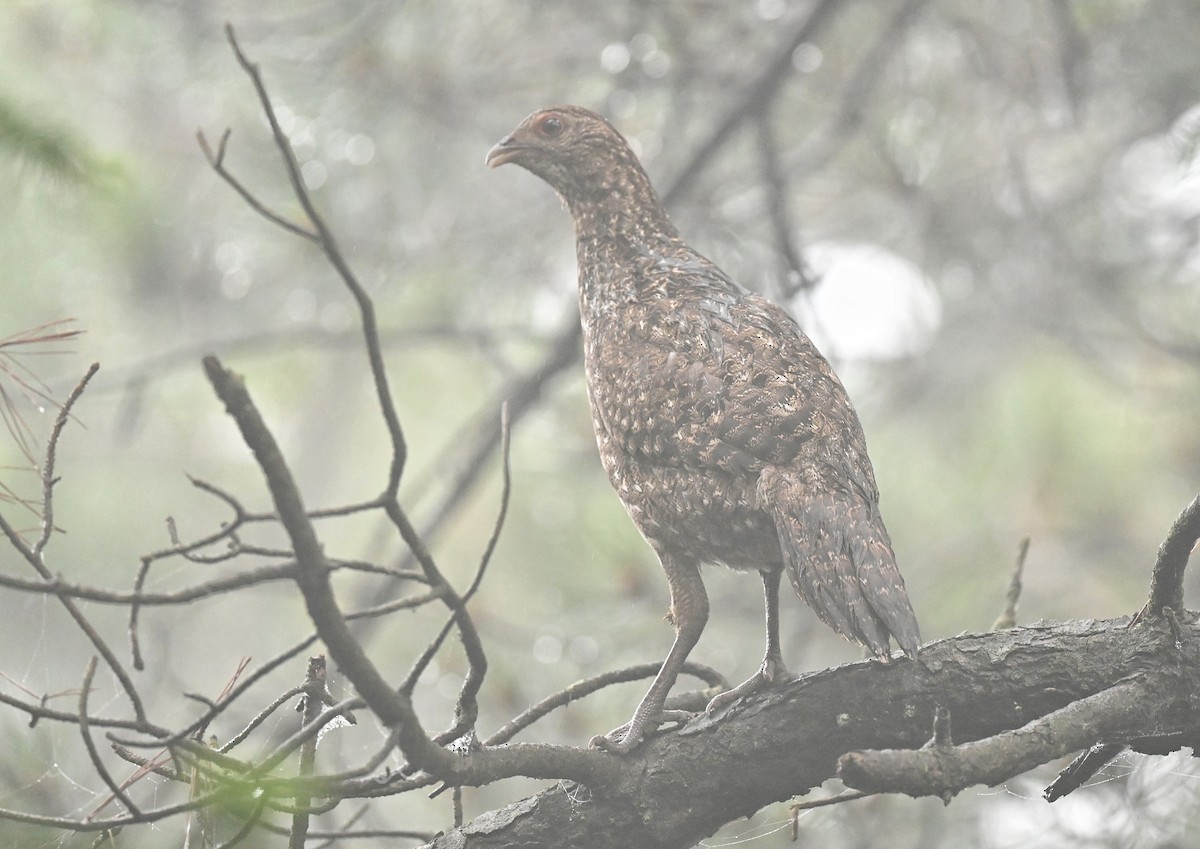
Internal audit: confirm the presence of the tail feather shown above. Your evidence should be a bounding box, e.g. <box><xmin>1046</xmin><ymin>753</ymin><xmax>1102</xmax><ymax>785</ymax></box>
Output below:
<box><xmin>763</xmin><ymin>475</ymin><xmax>920</xmax><ymax>658</ymax></box>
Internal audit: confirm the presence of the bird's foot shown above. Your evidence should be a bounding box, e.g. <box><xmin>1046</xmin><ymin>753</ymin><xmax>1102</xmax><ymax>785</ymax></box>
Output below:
<box><xmin>705</xmin><ymin>657</ymin><xmax>793</xmax><ymax>716</ymax></box>
<box><xmin>589</xmin><ymin>709</ymin><xmax>695</xmax><ymax>754</ymax></box>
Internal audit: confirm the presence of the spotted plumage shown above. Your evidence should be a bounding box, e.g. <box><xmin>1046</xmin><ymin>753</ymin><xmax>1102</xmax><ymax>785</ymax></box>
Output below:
<box><xmin>488</xmin><ymin>105</ymin><xmax>920</xmax><ymax>753</ymax></box>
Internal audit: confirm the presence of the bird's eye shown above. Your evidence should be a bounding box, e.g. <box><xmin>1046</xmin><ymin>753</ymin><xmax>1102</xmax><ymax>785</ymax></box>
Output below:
<box><xmin>537</xmin><ymin>115</ymin><xmax>564</xmax><ymax>138</ymax></box>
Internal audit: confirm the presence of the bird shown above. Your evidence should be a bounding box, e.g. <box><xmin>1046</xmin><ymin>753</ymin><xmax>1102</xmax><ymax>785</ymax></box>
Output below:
<box><xmin>487</xmin><ymin>105</ymin><xmax>920</xmax><ymax>754</ymax></box>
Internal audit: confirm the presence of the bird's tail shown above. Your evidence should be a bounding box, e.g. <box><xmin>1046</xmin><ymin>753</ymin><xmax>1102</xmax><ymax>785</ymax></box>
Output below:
<box><xmin>761</xmin><ymin>475</ymin><xmax>920</xmax><ymax>659</ymax></box>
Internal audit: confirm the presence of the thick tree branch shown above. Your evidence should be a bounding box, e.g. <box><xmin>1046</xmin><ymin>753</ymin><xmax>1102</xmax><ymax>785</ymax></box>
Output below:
<box><xmin>421</xmin><ymin>616</ymin><xmax>1199</xmax><ymax>849</ymax></box>
<box><xmin>838</xmin><ymin>677</ymin><xmax>1155</xmax><ymax>800</ymax></box>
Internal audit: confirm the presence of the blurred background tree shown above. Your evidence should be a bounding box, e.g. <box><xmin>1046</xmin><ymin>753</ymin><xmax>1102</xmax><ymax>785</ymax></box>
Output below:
<box><xmin>1</xmin><ymin>0</ymin><xmax>1198</xmax><ymax>846</ymax></box>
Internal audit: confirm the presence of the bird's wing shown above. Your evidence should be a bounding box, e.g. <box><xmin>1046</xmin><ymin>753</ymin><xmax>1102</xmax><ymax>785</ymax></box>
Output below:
<box><xmin>586</xmin><ymin>261</ymin><xmax>875</xmax><ymax>488</ymax></box>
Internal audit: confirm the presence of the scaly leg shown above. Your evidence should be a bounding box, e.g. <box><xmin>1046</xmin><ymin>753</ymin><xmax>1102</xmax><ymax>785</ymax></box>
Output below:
<box><xmin>706</xmin><ymin>568</ymin><xmax>793</xmax><ymax>715</ymax></box>
<box><xmin>591</xmin><ymin>555</ymin><xmax>708</xmax><ymax>754</ymax></box>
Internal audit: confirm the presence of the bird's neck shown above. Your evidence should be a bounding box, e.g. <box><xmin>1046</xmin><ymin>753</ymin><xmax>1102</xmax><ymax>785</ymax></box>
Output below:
<box><xmin>566</xmin><ymin>175</ymin><xmax>682</xmax><ymax>316</ymax></box>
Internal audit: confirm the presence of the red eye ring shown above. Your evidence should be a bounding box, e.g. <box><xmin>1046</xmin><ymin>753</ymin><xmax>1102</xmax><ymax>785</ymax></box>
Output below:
<box><xmin>538</xmin><ymin>115</ymin><xmax>564</xmax><ymax>138</ymax></box>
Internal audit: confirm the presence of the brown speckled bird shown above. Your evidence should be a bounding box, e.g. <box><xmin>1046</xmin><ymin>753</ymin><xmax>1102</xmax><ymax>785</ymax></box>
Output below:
<box><xmin>487</xmin><ymin>105</ymin><xmax>920</xmax><ymax>753</ymax></box>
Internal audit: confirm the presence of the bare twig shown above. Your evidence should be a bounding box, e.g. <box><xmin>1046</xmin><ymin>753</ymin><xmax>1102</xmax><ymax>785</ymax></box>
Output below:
<box><xmin>0</xmin><ymin>785</ymin><xmax>243</xmax><ymax>833</ymax></box>
<box><xmin>111</xmin><ymin>745</ymin><xmax>183</xmax><ymax>782</ymax></box>
<box><xmin>755</xmin><ymin>110</ymin><xmax>815</xmax><ymax>299</ymax></box>
<box><xmin>114</xmin><ymin>633</ymin><xmax>321</xmax><ymax>751</ymax></box>
<box><xmin>35</xmin><ymin>361</ymin><xmax>98</xmax><ymax>554</ymax></box>
<box><xmin>0</xmin><ymin>368</ymin><xmax>146</xmax><ymax>724</ymax></box>
<box><xmin>991</xmin><ymin>537</ymin><xmax>1029</xmax><ymax>630</ymax></box>
<box><xmin>220</xmin><ymin>23</ymin><xmax>407</xmax><ymax>486</ymax></box>
<box><xmin>0</xmin><ymin>562</ymin><xmax>301</xmax><ymax>604</ymax></box>
<box><xmin>0</xmin><ymin>688</ymin><xmax>159</xmax><ymax>734</ymax></box>
<box><xmin>0</xmin><ymin>364</ymin><xmax>149</xmax><ymax>721</ymax></box>
<box><xmin>790</xmin><ymin>0</ymin><xmax>929</xmax><ymax>178</ymax></box>
<box><xmin>485</xmin><ymin>661</ymin><xmax>727</xmax><ymax>747</ymax></box>
<box><xmin>78</xmin><ymin>658</ymin><xmax>142</xmax><ymax>819</ymax></box>
<box><xmin>197</xmin><ymin>127</ymin><xmax>318</xmax><ymax>242</ymax></box>
<box><xmin>404</xmin><ymin>403</ymin><xmax>512</xmax><ymax>745</ymax></box>
<box><xmin>289</xmin><ymin>656</ymin><xmax>326</xmax><ymax>849</ymax></box>
<box><xmin>790</xmin><ymin>789</ymin><xmax>869</xmax><ymax>839</ymax></box>
<box><xmin>220</xmin><ymin>685</ymin><xmax>307</xmax><ymax>754</ymax></box>
<box><xmin>253</xmin><ymin>693</ymin><xmax>361</xmax><ymax>778</ymax></box>
<box><xmin>213</xmin><ymin>25</ymin><xmax>494</xmax><ymax>730</ymax></box>
<box><xmin>666</xmin><ymin>0</ymin><xmax>845</xmax><ymax>198</ymax></box>
<box><xmin>258</xmin><ymin>729</ymin><xmax>401</xmax><ymax>796</ymax></box>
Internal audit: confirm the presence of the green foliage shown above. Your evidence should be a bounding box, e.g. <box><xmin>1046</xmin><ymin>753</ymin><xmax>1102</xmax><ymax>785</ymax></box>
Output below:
<box><xmin>0</xmin><ymin>92</ymin><xmax>97</xmax><ymax>187</ymax></box>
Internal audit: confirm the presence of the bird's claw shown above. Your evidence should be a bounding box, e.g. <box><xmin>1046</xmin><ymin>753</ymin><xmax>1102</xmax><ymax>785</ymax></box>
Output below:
<box><xmin>589</xmin><ymin>726</ymin><xmax>642</xmax><ymax>754</ymax></box>
<box><xmin>589</xmin><ymin>709</ymin><xmax>695</xmax><ymax>754</ymax></box>
<box><xmin>705</xmin><ymin>658</ymin><xmax>793</xmax><ymax>716</ymax></box>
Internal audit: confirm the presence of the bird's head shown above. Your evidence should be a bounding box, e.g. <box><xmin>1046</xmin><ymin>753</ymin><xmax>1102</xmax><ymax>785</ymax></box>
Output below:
<box><xmin>486</xmin><ymin>105</ymin><xmax>648</xmax><ymax>205</ymax></box>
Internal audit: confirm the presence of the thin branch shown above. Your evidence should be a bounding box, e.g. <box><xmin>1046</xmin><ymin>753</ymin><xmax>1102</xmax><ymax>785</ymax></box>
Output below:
<box><xmin>405</xmin><ymin>403</ymin><xmax>512</xmax><ymax>745</ymax></box>
<box><xmin>789</xmin><ymin>0</ymin><xmax>930</xmax><ymax>178</ymax></box>
<box><xmin>35</xmin><ymin>361</ymin><xmax>98</xmax><ymax>555</ymax></box>
<box><xmin>258</xmin><ymin>729</ymin><xmax>401</xmax><ymax>795</ymax></box>
<box><xmin>214</xmin><ymin>25</ymin><xmax>493</xmax><ymax>714</ymax></box>
<box><xmin>485</xmin><ymin>661</ymin><xmax>728</xmax><ymax>747</ymax></box>
<box><xmin>790</xmin><ymin>789</ymin><xmax>869</xmax><ymax>839</ymax></box>
<box><xmin>665</xmin><ymin>0</ymin><xmax>845</xmax><ymax>199</ymax></box>
<box><xmin>755</xmin><ymin>110</ymin><xmax>814</xmax><ymax>299</ymax></box>
<box><xmin>113</xmin><ymin>632</ymin><xmax>320</xmax><ymax>750</ymax></box>
<box><xmin>111</xmin><ymin>744</ymin><xmax>183</xmax><ymax>782</ymax></box>
<box><xmin>221</xmin><ymin>685</ymin><xmax>306</xmax><ymax>753</ymax></box>
<box><xmin>0</xmin><ymin>785</ymin><xmax>243</xmax><ymax>832</ymax></box>
<box><xmin>196</xmin><ymin>127</ymin><xmax>318</xmax><ymax>242</ymax></box>
<box><xmin>0</xmin><ymin>364</ymin><xmax>149</xmax><ymax>722</ymax></box>
<box><xmin>0</xmin><ymin>562</ymin><xmax>300</xmax><ymax>604</ymax></box>
<box><xmin>78</xmin><ymin>657</ymin><xmax>142</xmax><ymax>818</ymax></box>
<box><xmin>353</xmin><ymin>319</ymin><xmax>579</xmax><ymax>626</ymax></box>
<box><xmin>345</xmin><ymin>588</ymin><xmax>443</xmax><ymax>621</ymax></box>
<box><xmin>252</xmin><ymin>694</ymin><xmax>362</xmax><ymax>778</ymax></box>
<box><xmin>221</xmin><ymin>23</ymin><xmax>407</xmax><ymax>487</ymax></box>
<box><xmin>289</xmin><ymin>655</ymin><xmax>326</xmax><ymax>849</ymax></box>
<box><xmin>992</xmin><ymin>537</ymin><xmax>1030</xmax><ymax>630</ymax></box>
<box><xmin>0</xmin><ymin>515</ymin><xmax>148</xmax><ymax>725</ymax></box>
<box><xmin>0</xmin><ymin>688</ymin><xmax>161</xmax><ymax>734</ymax></box>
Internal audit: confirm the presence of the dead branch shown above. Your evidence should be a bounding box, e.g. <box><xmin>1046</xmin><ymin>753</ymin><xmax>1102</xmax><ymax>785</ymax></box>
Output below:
<box><xmin>422</xmin><ymin>616</ymin><xmax>1200</xmax><ymax>849</ymax></box>
<box><xmin>838</xmin><ymin>678</ymin><xmax>1153</xmax><ymax>800</ymax></box>
<box><xmin>289</xmin><ymin>655</ymin><xmax>327</xmax><ymax>849</ymax></box>
<box><xmin>992</xmin><ymin>537</ymin><xmax>1030</xmax><ymax>630</ymax></box>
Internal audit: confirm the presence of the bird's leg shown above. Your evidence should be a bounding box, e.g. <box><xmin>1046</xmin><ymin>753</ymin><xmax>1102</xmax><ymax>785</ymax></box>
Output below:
<box><xmin>706</xmin><ymin>568</ymin><xmax>793</xmax><ymax>715</ymax></box>
<box><xmin>591</xmin><ymin>556</ymin><xmax>708</xmax><ymax>754</ymax></box>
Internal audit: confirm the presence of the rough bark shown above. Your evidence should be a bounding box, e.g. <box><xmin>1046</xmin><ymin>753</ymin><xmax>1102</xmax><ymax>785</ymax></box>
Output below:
<box><xmin>423</xmin><ymin>614</ymin><xmax>1199</xmax><ymax>849</ymax></box>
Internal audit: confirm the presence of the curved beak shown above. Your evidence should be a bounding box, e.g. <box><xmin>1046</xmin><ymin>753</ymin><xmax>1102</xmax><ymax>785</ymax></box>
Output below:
<box><xmin>485</xmin><ymin>135</ymin><xmax>524</xmax><ymax>168</ymax></box>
